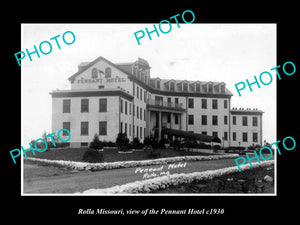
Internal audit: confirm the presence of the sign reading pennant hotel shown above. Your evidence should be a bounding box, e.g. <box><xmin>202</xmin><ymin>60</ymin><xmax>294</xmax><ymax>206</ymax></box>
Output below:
<box><xmin>77</xmin><ymin>76</ymin><xmax>126</xmax><ymax>84</ymax></box>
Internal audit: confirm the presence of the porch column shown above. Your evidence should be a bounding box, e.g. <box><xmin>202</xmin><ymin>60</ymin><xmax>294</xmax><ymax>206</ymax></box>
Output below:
<box><xmin>145</xmin><ymin>109</ymin><xmax>150</xmax><ymax>137</ymax></box>
<box><xmin>169</xmin><ymin>112</ymin><xmax>173</xmax><ymax>129</ymax></box>
<box><xmin>158</xmin><ymin>111</ymin><xmax>162</xmax><ymax>140</ymax></box>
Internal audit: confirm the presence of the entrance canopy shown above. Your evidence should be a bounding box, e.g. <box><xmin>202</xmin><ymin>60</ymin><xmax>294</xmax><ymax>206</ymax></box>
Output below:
<box><xmin>162</xmin><ymin>128</ymin><xmax>221</xmax><ymax>143</ymax></box>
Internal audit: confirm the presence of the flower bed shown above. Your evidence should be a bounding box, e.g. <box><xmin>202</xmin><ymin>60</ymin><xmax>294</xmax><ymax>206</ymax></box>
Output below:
<box><xmin>25</xmin><ymin>153</ymin><xmax>239</xmax><ymax>172</ymax></box>
<box><xmin>77</xmin><ymin>160</ymin><xmax>274</xmax><ymax>194</ymax></box>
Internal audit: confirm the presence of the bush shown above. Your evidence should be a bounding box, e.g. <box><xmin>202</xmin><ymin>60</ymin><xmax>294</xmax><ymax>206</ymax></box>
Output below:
<box><xmin>89</xmin><ymin>134</ymin><xmax>103</xmax><ymax>150</ymax></box>
<box><xmin>116</xmin><ymin>132</ymin><xmax>130</xmax><ymax>151</ymax></box>
<box><xmin>82</xmin><ymin>149</ymin><xmax>104</xmax><ymax>163</ymax></box>
<box><xmin>131</xmin><ymin>137</ymin><xmax>144</xmax><ymax>149</ymax></box>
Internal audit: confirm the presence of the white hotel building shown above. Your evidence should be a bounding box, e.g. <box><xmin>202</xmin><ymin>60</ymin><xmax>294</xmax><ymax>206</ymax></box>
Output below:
<box><xmin>50</xmin><ymin>56</ymin><xmax>263</xmax><ymax>148</ymax></box>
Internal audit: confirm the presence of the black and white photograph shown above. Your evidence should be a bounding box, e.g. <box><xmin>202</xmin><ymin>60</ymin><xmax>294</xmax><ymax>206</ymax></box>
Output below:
<box><xmin>4</xmin><ymin>5</ymin><xmax>298</xmax><ymax>221</ymax></box>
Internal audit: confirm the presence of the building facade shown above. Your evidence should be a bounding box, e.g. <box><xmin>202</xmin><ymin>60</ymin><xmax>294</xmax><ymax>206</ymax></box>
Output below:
<box><xmin>50</xmin><ymin>56</ymin><xmax>263</xmax><ymax>148</ymax></box>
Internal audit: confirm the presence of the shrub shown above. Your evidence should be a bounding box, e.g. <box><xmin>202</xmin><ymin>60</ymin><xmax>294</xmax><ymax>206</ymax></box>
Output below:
<box><xmin>89</xmin><ymin>134</ymin><xmax>103</xmax><ymax>150</ymax></box>
<box><xmin>116</xmin><ymin>132</ymin><xmax>130</xmax><ymax>151</ymax></box>
<box><xmin>82</xmin><ymin>149</ymin><xmax>104</xmax><ymax>163</ymax></box>
<box><xmin>131</xmin><ymin>137</ymin><xmax>144</xmax><ymax>149</ymax></box>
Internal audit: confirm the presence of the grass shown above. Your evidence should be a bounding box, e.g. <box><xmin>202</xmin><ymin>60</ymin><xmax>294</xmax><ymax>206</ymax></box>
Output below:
<box><xmin>23</xmin><ymin>147</ymin><xmax>215</xmax><ymax>163</ymax></box>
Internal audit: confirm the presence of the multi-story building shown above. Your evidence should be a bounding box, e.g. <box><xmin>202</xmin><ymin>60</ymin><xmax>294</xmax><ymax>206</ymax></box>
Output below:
<box><xmin>50</xmin><ymin>56</ymin><xmax>263</xmax><ymax>148</ymax></box>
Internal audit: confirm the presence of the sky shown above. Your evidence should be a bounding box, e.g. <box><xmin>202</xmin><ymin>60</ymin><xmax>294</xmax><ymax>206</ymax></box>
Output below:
<box><xmin>21</xmin><ymin>23</ymin><xmax>276</xmax><ymax>146</ymax></box>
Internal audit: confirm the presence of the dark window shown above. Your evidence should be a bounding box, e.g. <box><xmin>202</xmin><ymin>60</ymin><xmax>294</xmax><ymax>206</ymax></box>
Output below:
<box><xmin>120</xmin><ymin>99</ymin><xmax>123</xmax><ymax>113</ymax></box>
<box><xmin>202</xmin><ymin>131</ymin><xmax>207</xmax><ymax>135</ymax></box>
<box><xmin>196</xmin><ymin>83</ymin><xmax>201</xmax><ymax>92</ymax></box>
<box><xmin>224</xmin><ymin>99</ymin><xmax>228</xmax><ymax>109</ymax></box>
<box><xmin>137</xmin><ymin>106</ymin><xmax>139</xmax><ymax>119</ymax></box>
<box><xmin>137</xmin><ymin>86</ymin><xmax>139</xmax><ymax>99</ymax></box>
<box><xmin>253</xmin><ymin>117</ymin><xmax>258</xmax><ymax>126</ymax></box>
<box><xmin>81</xmin><ymin>122</ymin><xmax>88</xmax><ymax>136</ymax></box>
<box><xmin>92</xmin><ymin>68</ymin><xmax>98</xmax><ymax>78</ymax></box>
<box><xmin>224</xmin><ymin>132</ymin><xmax>228</xmax><ymax>141</ymax></box>
<box><xmin>253</xmin><ymin>133</ymin><xmax>258</xmax><ymax>142</ymax></box>
<box><xmin>157</xmin><ymin>80</ymin><xmax>160</xmax><ymax>89</ymax></box>
<box><xmin>120</xmin><ymin>122</ymin><xmax>123</xmax><ymax>133</ymax></box>
<box><xmin>81</xmin><ymin>99</ymin><xmax>89</xmax><ymax>112</ymax></box>
<box><xmin>208</xmin><ymin>84</ymin><xmax>213</xmax><ymax>93</ymax></box>
<box><xmin>188</xmin><ymin>98</ymin><xmax>194</xmax><ymax>108</ymax></box>
<box><xmin>224</xmin><ymin>115</ymin><xmax>228</xmax><ymax>125</ymax></box>
<box><xmin>99</xmin><ymin>121</ymin><xmax>107</xmax><ymax>135</ymax></box>
<box><xmin>242</xmin><ymin>116</ymin><xmax>248</xmax><ymax>126</ymax></box>
<box><xmin>99</xmin><ymin>98</ymin><xmax>107</xmax><ymax>112</ymax></box>
<box><xmin>136</xmin><ymin>126</ymin><xmax>139</xmax><ymax>138</ymax></box>
<box><xmin>221</xmin><ymin>85</ymin><xmax>225</xmax><ymax>93</ymax></box>
<box><xmin>125</xmin><ymin>101</ymin><xmax>128</xmax><ymax>115</ymax></box>
<box><xmin>62</xmin><ymin>122</ymin><xmax>70</xmax><ymax>135</ymax></box>
<box><xmin>63</xmin><ymin>99</ymin><xmax>70</xmax><ymax>113</ymax></box>
<box><xmin>175</xmin><ymin>114</ymin><xmax>179</xmax><ymax>124</ymax></box>
<box><xmin>105</xmin><ymin>67</ymin><xmax>111</xmax><ymax>78</ymax></box>
<box><xmin>243</xmin><ymin>132</ymin><xmax>248</xmax><ymax>142</ymax></box>
<box><xmin>129</xmin><ymin>103</ymin><xmax>131</xmax><ymax>115</ymax></box>
<box><xmin>140</xmin><ymin>88</ymin><xmax>143</xmax><ymax>101</ymax></box>
<box><xmin>140</xmin><ymin>127</ymin><xmax>142</xmax><ymax>139</ymax></box>
<box><xmin>129</xmin><ymin>124</ymin><xmax>131</xmax><ymax>136</ymax></box>
<box><xmin>183</xmin><ymin>83</ymin><xmax>188</xmax><ymax>91</ymax></box>
<box><xmin>98</xmin><ymin>85</ymin><xmax>104</xmax><ymax>89</ymax></box>
<box><xmin>212</xmin><ymin>132</ymin><xmax>218</xmax><ymax>137</ymax></box>
<box><xmin>140</xmin><ymin>107</ymin><xmax>142</xmax><ymax>120</ymax></box>
<box><xmin>233</xmin><ymin>132</ymin><xmax>236</xmax><ymax>141</ymax></box>
<box><xmin>201</xmin><ymin>99</ymin><xmax>207</xmax><ymax>109</ymax></box>
<box><xmin>170</xmin><ymin>82</ymin><xmax>175</xmax><ymax>91</ymax></box>
<box><xmin>175</xmin><ymin>98</ymin><xmax>179</xmax><ymax>104</ymax></box>
<box><xmin>212</xmin><ymin>115</ymin><xmax>218</xmax><ymax>125</ymax></box>
<box><xmin>233</xmin><ymin>116</ymin><xmax>236</xmax><ymax>125</ymax></box>
<box><xmin>144</xmin><ymin>91</ymin><xmax>147</xmax><ymax>103</ymax></box>
<box><xmin>201</xmin><ymin>115</ymin><xmax>207</xmax><ymax>125</ymax></box>
<box><xmin>188</xmin><ymin>115</ymin><xmax>194</xmax><ymax>125</ymax></box>
<box><xmin>212</xmin><ymin>99</ymin><xmax>218</xmax><ymax>109</ymax></box>
<box><xmin>81</xmin><ymin>142</ymin><xmax>88</xmax><ymax>147</ymax></box>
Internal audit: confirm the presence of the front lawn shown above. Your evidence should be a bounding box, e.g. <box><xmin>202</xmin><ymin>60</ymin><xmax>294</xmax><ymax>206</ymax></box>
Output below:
<box><xmin>23</xmin><ymin>147</ymin><xmax>216</xmax><ymax>163</ymax></box>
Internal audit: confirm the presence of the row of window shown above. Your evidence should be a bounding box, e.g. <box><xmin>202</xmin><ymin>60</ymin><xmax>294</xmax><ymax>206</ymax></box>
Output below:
<box><xmin>91</xmin><ymin>67</ymin><xmax>111</xmax><ymax>78</ymax></box>
<box><xmin>188</xmin><ymin>115</ymin><xmax>258</xmax><ymax>126</ymax></box>
<box><xmin>188</xmin><ymin>98</ymin><xmax>227</xmax><ymax>109</ymax></box>
<box><xmin>62</xmin><ymin>121</ymin><xmax>108</xmax><ymax>136</ymax></box>
<box><xmin>200</xmin><ymin>131</ymin><xmax>258</xmax><ymax>142</ymax></box>
<box><xmin>120</xmin><ymin>122</ymin><xmax>145</xmax><ymax>140</ymax></box>
<box><xmin>233</xmin><ymin>116</ymin><xmax>258</xmax><ymax>126</ymax></box>
<box><xmin>63</xmin><ymin>99</ymin><xmax>108</xmax><ymax>113</ymax></box>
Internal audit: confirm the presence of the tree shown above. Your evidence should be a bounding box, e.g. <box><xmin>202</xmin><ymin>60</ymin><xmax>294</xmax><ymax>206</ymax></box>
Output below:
<box><xmin>116</xmin><ymin>132</ymin><xmax>129</xmax><ymax>151</ymax></box>
<box><xmin>89</xmin><ymin>134</ymin><xmax>103</xmax><ymax>150</ymax></box>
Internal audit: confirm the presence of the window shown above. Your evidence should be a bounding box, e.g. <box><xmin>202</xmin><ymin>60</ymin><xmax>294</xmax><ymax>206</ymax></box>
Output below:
<box><xmin>188</xmin><ymin>115</ymin><xmax>194</xmax><ymax>125</ymax></box>
<box><xmin>188</xmin><ymin>98</ymin><xmax>194</xmax><ymax>108</ymax></box>
<box><xmin>202</xmin><ymin>131</ymin><xmax>207</xmax><ymax>135</ymax></box>
<box><xmin>133</xmin><ymin>104</ymin><xmax>135</xmax><ymax>116</ymax></box>
<box><xmin>62</xmin><ymin>122</ymin><xmax>70</xmax><ymax>135</ymax></box>
<box><xmin>157</xmin><ymin>80</ymin><xmax>160</xmax><ymax>89</ymax></box>
<box><xmin>253</xmin><ymin>132</ymin><xmax>258</xmax><ymax>142</ymax></box>
<box><xmin>81</xmin><ymin>122</ymin><xmax>88</xmax><ymax>136</ymax></box>
<box><xmin>140</xmin><ymin>127</ymin><xmax>142</xmax><ymax>139</ymax></box>
<box><xmin>99</xmin><ymin>98</ymin><xmax>107</xmax><ymax>112</ymax></box>
<box><xmin>242</xmin><ymin>116</ymin><xmax>248</xmax><ymax>126</ymax></box>
<box><xmin>170</xmin><ymin>82</ymin><xmax>175</xmax><ymax>91</ymax></box>
<box><xmin>63</xmin><ymin>99</ymin><xmax>70</xmax><ymax>113</ymax></box>
<box><xmin>81</xmin><ymin>142</ymin><xmax>88</xmax><ymax>147</ymax></box>
<box><xmin>137</xmin><ymin>106</ymin><xmax>139</xmax><ymax>119</ymax></box>
<box><xmin>201</xmin><ymin>115</ymin><xmax>207</xmax><ymax>125</ymax></box>
<box><xmin>120</xmin><ymin>99</ymin><xmax>123</xmax><ymax>113</ymax></box>
<box><xmin>212</xmin><ymin>132</ymin><xmax>218</xmax><ymax>137</ymax></box>
<box><xmin>129</xmin><ymin>103</ymin><xmax>131</xmax><ymax>115</ymax></box>
<box><xmin>208</xmin><ymin>84</ymin><xmax>213</xmax><ymax>93</ymax></box>
<box><xmin>129</xmin><ymin>124</ymin><xmax>131</xmax><ymax>136</ymax></box>
<box><xmin>196</xmin><ymin>83</ymin><xmax>201</xmax><ymax>92</ymax></box>
<box><xmin>224</xmin><ymin>132</ymin><xmax>228</xmax><ymax>141</ymax></box>
<box><xmin>140</xmin><ymin>88</ymin><xmax>143</xmax><ymax>101</ymax></box>
<box><xmin>92</xmin><ymin>68</ymin><xmax>98</xmax><ymax>78</ymax></box>
<box><xmin>144</xmin><ymin>109</ymin><xmax>146</xmax><ymax>121</ymax></box>
<box><xmin>167</xmin><ymin>114</ymin><xmax>171</xmax><ymax>123</ymax></box>
<box><xmin>144</xmin><ymin>90</ymin><xmax>147</xmax><ymax>103</ymax></box>
<box><xmin>120</xmin><ymin>122</ymin><xmax>123</xmax><ymax>133</ymax></box>
<box><xmin>175</xmin><ymin>114</ymin><xmax>179</xmax><ymax>124</ymax></box>
<box><xmin>137</xmin><ymin>86</ymin><xmax>139</xmax><ymax>99</ymax></box>
<box><xmin>81</xmin><ymin>99</ymin><xmax>89</xmax><ymax>112</ymax></box>
<box><xmin>224</xmin><ymin>116</ymin><xmax>228</xmax><ymax>125</ymax></box>
<box><xmin>233</xmin><ymin>116</ymin><xmax>236</xmax><ymax>125</ymax></box>
<box><xmin>224</xmin><ymin>100</ymin><xmax>228</xmax><ymax>109</ymax></box>
<box><xmin>98</xmin><ymin>85</ymin><xmax>104</xmax><ymax>89</ymax></box>
<box><xmin>212</xmin><ymin>99</ymin><xmax>218</xmax><ymax>109</ymax></box>
<box><xmin>233</xmin><ymin>132</ymin><xmax>236</xmax><ymax>141</ymax></box>
<box><xmin>212</xmin><ymin>115</ymin><xmax>218</xmax><ymax>125</ymax></box>
<box><xmin>105</xmin><ymin>67</ymin><xmax>111</xmax><ymax>78</ymax></box>
<box><xmin>253</xmin><ymin>117</ymin><xmax>258</xmax><ymax>126</ymax></box>
<box><xmin>183</xmin><ymin>83</ymin><xmax>188</xmax><ymax>92</ymax></box>
<box><xmin>201</xmin><ymin>99</ymin><xmax>207</xmax><ymax>109</ymax></box>
<box><xmin>243</xmin><ymin>132</ymin><xmax>248</xmax><ymax>142</ymax></box>
<box><xmin>221</xmin><ymin>84</ymin><xmax>225</xmax><ymax>93</ymax></box>
<box><xmin>136</xmin><ymin>126</ymin><xmax>139</xmax><ymax>138</ymax></box>
<box><xmin>175</xmin><ymin>98</ymin><xmax>179</xmax><ymax>105</ymax></box>
<box><xmin>99</xmin><ymin>121</ymin><xmax>107</xmax><ymax>135</ymax></box>
<box><xmin>140</xmin><ymin>107</ymin><xmax>142</xmax><ymax>120</ymax></box>
<box><xmin>125</xmin><ymin>101</ymin><xmax>128</xmax><ymax>115</ymax></box>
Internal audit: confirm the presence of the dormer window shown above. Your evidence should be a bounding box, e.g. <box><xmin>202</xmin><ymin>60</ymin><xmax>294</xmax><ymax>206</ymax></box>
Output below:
<box><xmin>208</xmin><ymin>83</ymin><xmax>213</xmax><ymax>93</ymax></box>
<box><xmin>196</xmin><ymin>83</ymin><xmax>201</xmax><ymax>92</ymax></box>
<box><xmin>92</xmin><ymin>68</ymin><xmax>98</xmax><ymax>78</ymax></box>
<box><xmin>105</xmin><ymin>67</ymin><xmax>111</xmax><ymax>78</ymax></box>
<box><xmin>157</xmin><ymin>80</ymin><xmax>160</xmax><ymax>89</ymax></box>
<box><xmin>183</xmin><ymin>83</ymin><xmax>188</xmax><ymax>92</ymax></box>
<box><xmin>170</xmin><ymin>82</ymin><xmax>175</xmax><ymax>91</ymax></box>
<box><xmin>221</xmin><ymin>84</ymin><xmax>225</xmax><ymax>93</ymax></box>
